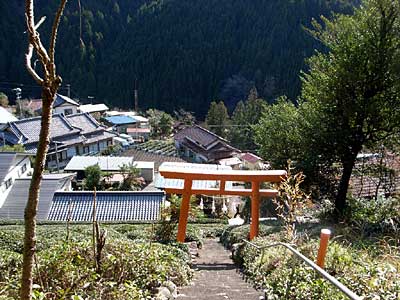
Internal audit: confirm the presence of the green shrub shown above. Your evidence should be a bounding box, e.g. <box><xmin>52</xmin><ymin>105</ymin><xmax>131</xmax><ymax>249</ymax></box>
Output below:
<box><xmin>238</xmin><ymin>237</ymin><xmax>400</xmax><ymax>300</ymax></box>
<box><xmin>346</xmin><ymin>196</ymin><xmax>400</xmax><ymax>235</ymax></box>
<box><xmin>219</xmin><ymin>224</ymin><xmax>280</xmax><ymax>248</ymax></box>
<box><xmin>0</xmin><ymin>224</ymin><xmax>196</xmax><ymax>299</ymax></box>
<box><xmin>0</xmin><ymin>239</ymin><xmax>193</xmax><ymax>299</ymax></box>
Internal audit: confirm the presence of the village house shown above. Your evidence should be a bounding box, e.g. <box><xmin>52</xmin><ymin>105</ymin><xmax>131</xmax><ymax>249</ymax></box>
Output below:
<box><xmin>0</xmin><ymin>113</ymin><xmax>115</xmax><ymax>170</ymax></box>
<box><xmin>240</xmin><ymin>152</ymin><xmax>267</xmax><ymax>170</ymax></box>
<box><xmin>21</xmin><ymin>93</ymin><xmax>80</xmax><ymax>116</ymax></box>
<box><xmin>104</xmin><ymin>111</ymin><xmax>150</xmax><ymax>141</ymax></box>
<box><xmin>174</xmin><ymin>125</ymin><xmax>240</xmax><ymax>163</ymax></box>
<box><xmin>0</xmin><ymin>152</ymin><xmax>33</xmax><ymax>207</ymax></box>
<box><xmin>0</xmin><ymin>162</ymin><xmax>163</xmax><ymax>222</ymax></box>
<box><xmin>103</xmin><ymin>115</ymin><xmax>137</xmax><ymax>134</ymax></box>
<box><xmin>0</xmin><ymin>152</ymin><xmax>164</xmax><ymax>222</ymax></box>
<box><xmin>78</xmin><ymin>103</ymin><xmax>109</xmax><ymax>118</ymax></box>
<box><xmin>64</xmin><ymin>156</ymin><xmax>155</xmax><ymax>182</ymax></box>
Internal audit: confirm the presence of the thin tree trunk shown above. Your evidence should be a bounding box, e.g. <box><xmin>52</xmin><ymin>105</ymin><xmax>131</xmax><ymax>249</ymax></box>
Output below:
<box><xmin>335</xmin><ymin>152</ymin><xmax>358</xmax><ymax>219</ymax></box>
<box><xmin>20</xmin><ymin>89</ymin><xmax>55</xmax><ymax>299</ymax></box>
<box><xmin>21</xmin><ymin>0</ymin><xmax>67</xmax><ymax>298</ymax></box>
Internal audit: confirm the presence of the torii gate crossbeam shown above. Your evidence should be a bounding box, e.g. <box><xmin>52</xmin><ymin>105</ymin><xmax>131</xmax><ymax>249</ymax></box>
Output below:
<box><xmin>159</xmin><ymin>167</ymin><xmax>287</xmax><ymax>242</ymax></box>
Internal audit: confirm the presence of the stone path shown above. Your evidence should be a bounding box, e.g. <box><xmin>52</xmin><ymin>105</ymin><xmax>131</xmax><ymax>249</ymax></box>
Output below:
<box><xmin>178</xmin><ymin>238</ymin><xmax>263</xmax><ymax>300</ymax></box>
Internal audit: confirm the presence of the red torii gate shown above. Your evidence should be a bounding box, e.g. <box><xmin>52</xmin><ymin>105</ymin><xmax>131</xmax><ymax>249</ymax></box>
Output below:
<box><xmin>159</xmin><ymin>167</ymin><xmax>287</xmax><ymax>242</ymax></box>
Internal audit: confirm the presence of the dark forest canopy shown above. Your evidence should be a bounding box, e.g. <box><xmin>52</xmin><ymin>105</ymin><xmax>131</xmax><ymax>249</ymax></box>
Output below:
<box><xmin>0</xmin><ymin>0</ymin><xmax>355</xmax><ymax>117</ymax></box>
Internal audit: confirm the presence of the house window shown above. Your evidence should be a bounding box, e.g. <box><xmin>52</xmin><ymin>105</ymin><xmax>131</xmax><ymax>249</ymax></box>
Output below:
<box><xmin>21</xmin><ymin>164</ymin><xmax>27</xmax><ymax>174</ymax></box>
<box><xmin>58</xmin><ymin>151</ymin><xmax>67</xmax><ymax>161</ymax></box>
<box><xmin>5</xmin><ymin>178</ymin><xmax>12</xmax><ymax>189</ymax></box>
<box><xmin>83</xmin><ymin>146</ymin><xmax>89</xmax><ymax>153</ymax></box>
<box><xmin>64</xmin><ymin>108</ymin><xmax>73</xmax><ymax>115</ymax></box>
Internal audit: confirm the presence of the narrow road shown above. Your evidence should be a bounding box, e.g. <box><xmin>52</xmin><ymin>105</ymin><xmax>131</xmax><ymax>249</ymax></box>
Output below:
<box><xmin>178</xmin><ymin>238</ymin><xmax>263</xmax><ymax>300</ymax></box>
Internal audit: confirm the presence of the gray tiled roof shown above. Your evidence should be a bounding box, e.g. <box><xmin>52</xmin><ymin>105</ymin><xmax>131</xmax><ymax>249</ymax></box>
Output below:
<box><xmin>0</xmin><ymin>176</ymin><xmax>70</xmax><ymax>220</ymax></box>
<box><xmin>48</xmin><ymin>191</ymin><xmax>164</xmax><ymax>222</ymax></box>
<box><xmin>2</xmin><ymin>113</ymin><xmax>114</xmax><ymax>154</ymax></box>
<box><xmin>7</xmin><ymin>114</ymin><xmax>79</xmax><ymax>144</ymax></box>
<box><xmin>0</xmin><ymin>153</ymin><xmax>16</xmax><ymax>183</ymax></box>
<box><xmin>174</xmin><ymin>125</ymin><xmax>229</xmax><ymax>148</ymax></box>
<box><xmin>66</xmin><ymin>113</ymin><xmax>102</xmax><ymax>134</ymax></box>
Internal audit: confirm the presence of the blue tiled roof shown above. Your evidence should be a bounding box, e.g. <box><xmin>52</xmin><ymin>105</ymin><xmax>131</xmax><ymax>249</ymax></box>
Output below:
<box><xmin>104</xmin><ymin>115</ymin><xmax>136</xmax><ymax>125</ymax></box>
<box><xmin>48</xmin><ymin>191</ymin><xmax>164</xmax><ymax>222</ymax></box>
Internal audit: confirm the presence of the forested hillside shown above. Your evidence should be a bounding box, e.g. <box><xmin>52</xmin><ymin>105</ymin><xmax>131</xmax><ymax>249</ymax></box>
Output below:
<box><xmin>0</xmin><ymin>0</ymin><xmax>355</xmax><ymax>116</ymax></box>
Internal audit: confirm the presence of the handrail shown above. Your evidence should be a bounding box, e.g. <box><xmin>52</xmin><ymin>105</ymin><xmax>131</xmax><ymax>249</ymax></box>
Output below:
<box><xmin>242</xmin><ymin>239</ymin><xmax>361</xmax><ymax>300</ymax></box>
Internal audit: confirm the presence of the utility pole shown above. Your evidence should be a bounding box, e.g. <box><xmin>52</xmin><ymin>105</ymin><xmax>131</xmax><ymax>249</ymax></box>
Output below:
<box><xmin>53</xmin><ymin>141</ymin><xmax>60</xmax><ymax>173</ymax></box>
<box><xmin>134</xmin><ymin>78</ymin><xmax>138</xmax><ymax>112</ymax></box>
<box><xmin>12</xmin><ymin>88</ymin><xmax>22</xmax><ymax>118</ymax></box>
<box><xmin>66</xmin><ymin>84</ymin><xmax>71</xmax><ymax>98</ymax></box>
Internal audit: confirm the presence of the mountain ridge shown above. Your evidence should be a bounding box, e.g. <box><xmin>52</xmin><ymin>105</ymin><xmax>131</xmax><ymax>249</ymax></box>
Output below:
<box><xmin>0</xmin><ymin>0</ymin><xmax>356</xmax><ymax>116</ymax></box>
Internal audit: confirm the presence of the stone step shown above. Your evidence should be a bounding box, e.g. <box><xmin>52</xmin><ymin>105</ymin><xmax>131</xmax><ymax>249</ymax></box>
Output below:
<box><xmin>178</xmin><ymin>238</ymin><xmax>263</xmax><ymax>300</ymax></box>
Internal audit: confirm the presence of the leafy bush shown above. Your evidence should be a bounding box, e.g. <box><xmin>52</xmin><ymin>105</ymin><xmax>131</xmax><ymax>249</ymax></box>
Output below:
<box><xmin>0</xmin><ymin>224</ymin><xmax>194</xmax><ymax>299</ymax></box>
<box><xmin>0</xmin><ymin>238</ymin><xmax>193</xmax><ymax>299</ymax></box>
<box><xmin>236</xmin><ymin>237</ymin><xmax>400</xmax><ymax>300</ymax></box>
<box><xmin>346</xmin><ymin>196</ymin><xmax>400</xmax><ymax>235</ymax></box>
<box><xmin>219</xmin><ymin>224</ymin><xmax>280</xmax><ymax>248</ymax></box>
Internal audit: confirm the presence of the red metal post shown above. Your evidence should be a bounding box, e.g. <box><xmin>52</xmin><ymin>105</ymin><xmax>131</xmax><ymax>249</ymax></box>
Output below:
<box><xmin>316</xmin><ymin>229</ymin><xmax>331</xmax><ymax>268</ymax></box>
<box><xmin>250</xmin><ymin>181</ymin><xmax>260</xmax><ymax>240</ymax></box>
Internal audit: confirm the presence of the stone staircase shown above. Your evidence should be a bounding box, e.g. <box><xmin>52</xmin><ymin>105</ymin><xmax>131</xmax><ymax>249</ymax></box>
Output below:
<box><xmin>177</xmin><ymin>238</ymin><xmax>263</xmax><ymax>300</ymax></box>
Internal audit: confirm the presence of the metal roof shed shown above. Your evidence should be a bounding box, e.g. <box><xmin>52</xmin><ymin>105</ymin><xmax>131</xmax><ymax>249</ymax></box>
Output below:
<box><xmin>48</xmin><ymin>191</ymin><xmax>164</xmax><ymax>222</ymax></box>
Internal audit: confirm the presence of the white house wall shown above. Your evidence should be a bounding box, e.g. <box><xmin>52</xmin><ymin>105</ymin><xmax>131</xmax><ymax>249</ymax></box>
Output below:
<box><xmin>0</xmin><ymin>156</ymin><xmax>32</xmax><ymax>208</ymax></box>
<box><xmin>54</xmin><ymin>104</ymin><xmax>78</xmax><ymax>115</ymax></box>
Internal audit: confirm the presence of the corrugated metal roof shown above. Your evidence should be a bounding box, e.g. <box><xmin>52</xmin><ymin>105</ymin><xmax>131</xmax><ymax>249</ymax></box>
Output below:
<box><xmin>104</xmin><ymin>115</ymin><xmax>136</xmax><ymax>125</ymax></box>
<box><xmin>0</xmin><ymin>177</ymin><xmax>69</xmax><ymax>220</ymax></box>
<box><xmin>0</xmin><ymin>153</ymin><xmax>16</xmax><ymax>183</ymax></box>
<box><xmin>48</xmin><ymin>191</ymin><xmax>164</xmax><ymax>221</ymax></box>
<box><xmin>64</xmin><ymin>156</ymin><xmax>154</xmax><ymax>171</ymax></box>
<box><xmin>155</xmin><ymin>162</ymin><xmax>233</xmax><ymax>190</ymax></box>
<box><xmin>121</xmin><ymin>149</ymin><xmax>186</xmax><ymax>171</ymax></box>
<box><xmin>0</xmin><ymin>107</ymin><xmax>18</xmax><ymax>123</ymax></box>
<box><xmin>131</xmin><ymin>115</ymin><xmax>148</xmax><ymax>122</ymax></box>
<box><xmin>79</xmin><ymin>104</ymin><xmax>109</xmax><ymax>113</ymax></box>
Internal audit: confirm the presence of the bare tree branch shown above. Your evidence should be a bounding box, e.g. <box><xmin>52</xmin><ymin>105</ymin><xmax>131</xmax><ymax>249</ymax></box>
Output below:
<box><xmin>49</xmin><ymin>0</ymin><xmax>68</xmax><ymax>76</ymax></box>
<box><xmin>25</xmin><ymin>45</ymin><xmax>44</xmax><ymax>85</ymax></box>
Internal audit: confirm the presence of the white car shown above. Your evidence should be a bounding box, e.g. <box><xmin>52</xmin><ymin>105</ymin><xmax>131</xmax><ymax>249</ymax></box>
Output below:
<box><xmin>119</xmin><ymin>133</ymin><xmax>135</xmax><ymax>145</ymax></box>
<box><xmin>112</xmin><ymin>137</ymin><xmax>130</xmax><ymax>148</ymax></box>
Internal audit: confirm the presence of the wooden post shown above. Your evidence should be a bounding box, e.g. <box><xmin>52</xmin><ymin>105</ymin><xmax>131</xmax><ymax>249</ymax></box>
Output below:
<box><xmin>176</xmin><ymin>179</ymin><xmax>192</xmax><ymax>242</ymax></box>
<box><xmin>316</xmin><ymin>229</ymin><xmax>331</xmax><ymax>268</ymax></box>
<box><xmin>250</xmin><ymin>181</ymin><xmax>260</xmax><ymax>240</ymax></box>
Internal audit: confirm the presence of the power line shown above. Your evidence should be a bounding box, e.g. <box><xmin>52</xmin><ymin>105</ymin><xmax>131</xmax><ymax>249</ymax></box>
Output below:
<box><xmin>207</xmin><ymin>124</ymin><xmax>254</xmax><ymax>127</ymax></box>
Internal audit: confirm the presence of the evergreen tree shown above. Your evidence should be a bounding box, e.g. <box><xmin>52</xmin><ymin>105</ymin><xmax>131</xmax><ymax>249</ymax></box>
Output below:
<box><xmin>231</xmin><ymin>98</ymin><xmax>266</xmax><ymax>150</ymax></box>
<box><xmin>205</xmin><ymin>101</ymin><xmax>229</xmax><ymax>138</ymax></box>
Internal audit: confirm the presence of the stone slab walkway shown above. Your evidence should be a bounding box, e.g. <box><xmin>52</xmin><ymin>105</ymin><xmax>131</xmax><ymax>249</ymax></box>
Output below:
<box><xmin>178</xmin><ymin>238</ymin><xmax>263</xmax><ymax>300</ymax></box>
